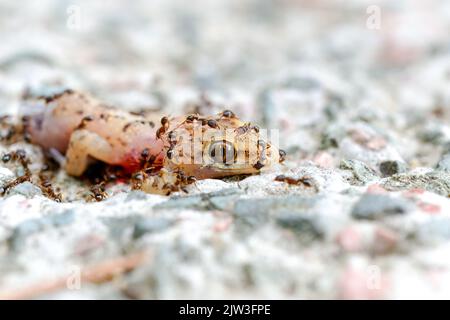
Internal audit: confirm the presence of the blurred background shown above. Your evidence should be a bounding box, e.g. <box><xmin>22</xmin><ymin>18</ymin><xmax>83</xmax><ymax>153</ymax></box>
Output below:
<box><xmin>0</xmin><ymin>0</ymin><xmax>450</xmax><ymax>299</ymax></box>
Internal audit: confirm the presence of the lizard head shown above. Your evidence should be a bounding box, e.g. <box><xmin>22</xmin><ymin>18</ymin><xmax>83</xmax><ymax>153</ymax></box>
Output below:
<box><xmin>158</xmin><ymin>110</ymin><xmax>285</xmax><ymax>179</ymax></box>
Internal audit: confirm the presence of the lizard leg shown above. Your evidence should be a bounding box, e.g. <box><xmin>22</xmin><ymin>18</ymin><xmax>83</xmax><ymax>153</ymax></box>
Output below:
<box><xmin>65</xmin><ymin>129</ymin><xmax>114</xmax><ymax>176</ymax></box>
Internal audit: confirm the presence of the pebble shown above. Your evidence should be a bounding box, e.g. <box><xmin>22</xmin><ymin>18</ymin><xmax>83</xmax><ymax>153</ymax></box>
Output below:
<box><xmin>154</xmin><ymin>195</ymin><xmax>205</xmax><ymax>211</ymax></box>
<box><xmin>320</xmin><ymin>124</ymin><xmax>344</xmax><ymax>149</ymax></box>
<box><xmin>208</xmin><ymin>195</ymin><xmax>241</xmax><ymax>211</ymax></box>
<box><xmin>47</xmin><ymin>210</ymin><xmax>76</xmax><ymax>226</ymax></box>
<box><xmin>372</xmin><ymin>227</ymin><xmax>399</xmax><ymax>255</ymax></box>
<box><xmin>233</xmin><ymin>199</ymin><xmax>271</xmax><ymax>227</ymax></box>
<box><xmin>335</xmin><ymin>123</ymin><xmax>404</xmax><ymax>167</ymax></box>
<box><xmin>232</xmin><ymin>196</ymin><xmax>317</xmax><ymax>232</ymax></box>
<box><xmin>436</xmin><ymin>154</ymin><xmax>450</xmax><ymax>173</ymax></box>
<box><xmin>102</xmin><ymin>216</ymin><xmax>141</xmax><ymax>240</ymax></box>
<box><xmin>351</xmin><ymin>194</ymin><xmax>414</xmax><ymax>220</ymax></box>
<box><xmin>383</xmin><ymin>171</ymin><xmax>450</xmax><ymax>197</ymax></box>
<box><xmin>379</xmin><ymin>160</ymin><xmax>408</xmax><ymax>177</ymax></box>
<box><xmin>276</xmin><ymin>210</ymin><xmax>323</xmax><ymax>239</ymax></box>
<box><xmin>7</xmin><ymin>210</ymin><xmax>75</xmax><ymax>251</ymax></box>
<box><xmin>418</xmin><ymin>124</ymin><xmax>450</xmax><ymax>145</ymax></box>
<box><xmin>154</xmin><ymin>188</ymin><xmax>243</xmax><ymax>211</ymax></box>
<box><xmin>335</xmin><ymin>227</ymin><xmax>363</xmax><ymax>252</ymax></box>
<box><xmin>125</xmin><ymin>191</ymin><xmax>154</xmax><ymax>201</ymax></box>
<box><xmin>340</xmin><ymin>159</ymin><xmax>378</xmax><ymax>184</ymax></box>
<box><xmin>133</xmin><ymin>217</ymin><xmax>173</xmax><ymax>239</ymax></box>
<box><xmin>8</xmin><ymin>182</ymin><xmax>43</xmax><ymax>198</ymax></box>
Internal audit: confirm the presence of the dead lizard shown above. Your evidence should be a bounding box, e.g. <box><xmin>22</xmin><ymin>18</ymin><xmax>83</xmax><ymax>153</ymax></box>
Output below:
<box><xmin>23</xmin><ymin>89</ymin><xmax>285</xmax><ymax>195</ymax></box>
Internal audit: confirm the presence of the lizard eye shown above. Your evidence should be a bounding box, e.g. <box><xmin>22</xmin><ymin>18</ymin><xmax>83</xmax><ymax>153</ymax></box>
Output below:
<box><xmin>209</xmin><ymin>140</ymin><xmax>236</xmax><ymax>164</ymax></box>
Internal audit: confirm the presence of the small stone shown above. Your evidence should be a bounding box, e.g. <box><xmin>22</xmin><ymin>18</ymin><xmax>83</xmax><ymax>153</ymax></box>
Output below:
<box><xmin>233</xmin><ymin>196</ymin><xmax>317</xmax><ymax>227</ymax></box>
<box><xmin>154</xmin><ymin>195</ymin><xmax>204</xmax><ymax>210</ymax></box>
<box><xmin>382</xmin><ymin>171</ymin><xmax>450</xmax><ymax>197</ymax></box>
<box><xmin>125</xmin><ymin>191</ymin><xmax>153</xmax><ymax>201</ymax></box>
<box><xmin>13</xmin><ymin>219</ymin><xmax>43</xmax><ymax>235</ymax></box>
<box><xmin>417</xmin><ymin>201</ymin><xmax>441</xmax><ymax>215</ymax></box>
<box><xmin>351</xmin><ymin>194</ymin><xmax>414</xmax><ymax>220</ymax></box>
<box><xmin>336</xmin><ymin>227</ymin><xmax>363</xmax><ymax>252</ymax></box>
<box><xmin>418</xmin><ymin>124</ymin><xmax>450</xmax><ymax>145</ymax></box>
<box><xmin>102</xmin><ymin>216</ymin><xmax>141</xmax><ymax>239</ymax></box>
<box><xmin>366</xmin><ymin>184</ymin><xmax>387</xmax><ymax>194</ymax></box>
<box><xmin>233</xmin><ymin>199</ymin><xmax>270</xmax><ymax>227</ymax></box>
<box><xmin>2</xmin><ymin>154</ymin><xmax>11</xmax><ymax>163</ymax></box>
<box><xmin>133</xmin><ymin>217</ymin><xmax>173</xmax><ymax>239</ymax></box>
<box><xmin>208</xmin><ymin>195</ymin><xmax>240</xmax><ymax>211</ymax></box>
<box><xmin>45</xmin><ymin>210</ymin><xmax>75</xmax><ymax>227</ymax></box>
<box><xmin>312</xmin><ymin>151</ymin><xmax>335</xmax><ymax>168</ymax></box>
<box><xmin>276</xmin><ymin>210</ymin><xmax>323</xmax><ymax>239</ymax></box>
<box><xmin>8</xmin><ymin>182</ymin><xmax>43</xmax><ymax>198</ymax></box>
<box><xmin>7</xmin><ymin>211</ymin><xmax>75</xmax><ymax>251</ymax></box>
<box><xmin>436</xmin><ymin>154</ymin><xmax>450</xmax><ymax>173</ymax></box>
<box><xmin>372</xmin><ymin>227</ymin><xmax>399</xmax><ymax>254</ymax></box>
<box><xmin>7</xmin><ymin>220</ymin><xmax>41</xmax><ymax>250</ymax></box>
<box><xmin>320</xmin><ymin>125</ymin><xmax>344</xmax><ymax>149</ymax></box>
<box><xmin>340</xmin><ymin>159</ymin><xmax>378</xmax><ymax>184</ymax></box>
<box><xmin>154</xmin><ymin>188</ymin><xmax>242</xmax><ymax>211</ymax></box>
<box><xmin>379</xmin><ymin>160</ymin><xmax>408</xmax><ymax>177</ymax></box>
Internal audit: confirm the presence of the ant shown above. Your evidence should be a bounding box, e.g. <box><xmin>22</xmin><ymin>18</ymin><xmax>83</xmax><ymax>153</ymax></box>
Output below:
<box><xmin>274</xmin><ymin>174</ymin><xmax>318</xmax><ymax>191</ymax></box>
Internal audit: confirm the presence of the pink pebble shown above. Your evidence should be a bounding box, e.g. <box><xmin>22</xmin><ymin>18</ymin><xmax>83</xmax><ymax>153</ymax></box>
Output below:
<box><xmin>313</xmin><ymin>151</ymin><xmax>334</xmax><ymax>168</ymax></box>
<box><xmin>336</xmin><ymin>227</ymin><xmax>362</xmax><ymax>252</ymax></box>
<box><xmin>366</xmin><ymin>184</ymin><xmax>387</xmax><ymax>194</ymax></box>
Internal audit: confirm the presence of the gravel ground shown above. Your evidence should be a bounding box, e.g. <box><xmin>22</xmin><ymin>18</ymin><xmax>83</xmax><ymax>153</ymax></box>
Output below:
<box><xmin>0</xmin><ymin>0</ymin><xmax>450</xmax><ymax>299</ymax></box>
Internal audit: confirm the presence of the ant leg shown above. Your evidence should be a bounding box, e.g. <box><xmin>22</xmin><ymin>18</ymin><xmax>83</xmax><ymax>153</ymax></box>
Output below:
<box><xmin>65</xmin><ymin>129</ymin><xmax>114</xmax><ymax>176</ymax></box>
